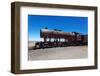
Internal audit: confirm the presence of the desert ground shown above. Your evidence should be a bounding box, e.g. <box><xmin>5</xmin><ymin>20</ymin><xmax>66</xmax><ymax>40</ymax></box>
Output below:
<box><xmin>28</xmin><ymin>46</ymin><xmax>88</xmax><ymax>61</ymax></box>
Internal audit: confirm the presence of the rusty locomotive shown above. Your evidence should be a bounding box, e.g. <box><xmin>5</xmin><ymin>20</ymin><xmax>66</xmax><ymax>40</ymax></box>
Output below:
<box><xmin>32</xmin><ymin>28</ymin><xmax>88</xmax><ymax>49</ymax></box>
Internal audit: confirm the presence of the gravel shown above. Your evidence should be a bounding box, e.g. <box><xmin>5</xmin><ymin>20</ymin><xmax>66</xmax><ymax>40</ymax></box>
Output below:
<box><xmin>28</xmin><ymin>46</ymin><xmax>88</xmax><ymax>61</ymax></box>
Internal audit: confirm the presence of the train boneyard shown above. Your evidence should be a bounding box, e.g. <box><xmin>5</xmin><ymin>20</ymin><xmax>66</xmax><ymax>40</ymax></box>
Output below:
<box><xmin>31</xmin><ymin>28</ymin><xmax>88</xmax><ymax>50</ymax></box>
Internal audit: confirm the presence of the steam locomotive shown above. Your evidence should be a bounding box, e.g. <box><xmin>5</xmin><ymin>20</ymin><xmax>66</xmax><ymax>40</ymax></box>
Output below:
<box><xmin>31</xmin><ymin>28</ymin><xmax>88</xmax><ymax>50</ymax></box>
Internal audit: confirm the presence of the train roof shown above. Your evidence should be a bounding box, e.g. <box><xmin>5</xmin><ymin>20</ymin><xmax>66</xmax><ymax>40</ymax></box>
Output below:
<box><xmin>41</xmin><ymin>29</ymin><xmax>75</xmax><ymax>35</ymax></box>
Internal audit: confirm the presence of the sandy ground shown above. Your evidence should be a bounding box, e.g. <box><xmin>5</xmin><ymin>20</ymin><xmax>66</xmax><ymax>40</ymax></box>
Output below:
<box><xmin>28</xmin><ymin>46</ymin><xmax>88</xmax><ymax>61</ymax></box>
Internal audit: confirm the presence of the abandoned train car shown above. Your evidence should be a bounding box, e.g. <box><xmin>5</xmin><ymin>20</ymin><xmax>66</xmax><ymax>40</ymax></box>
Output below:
<box><xmin>29</xmin><ymin>28</ymin><xmax>88</xmax><ymax>50</ymax></box>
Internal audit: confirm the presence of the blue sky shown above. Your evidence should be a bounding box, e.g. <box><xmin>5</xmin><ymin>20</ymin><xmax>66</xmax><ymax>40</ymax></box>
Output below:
<box><xmin>28</xmin><ymin>15</ymin><xmax>88</xmax><ymax>41</ymax></box>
